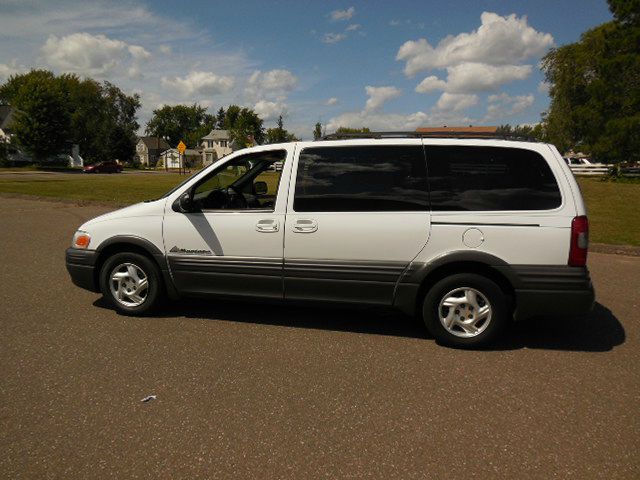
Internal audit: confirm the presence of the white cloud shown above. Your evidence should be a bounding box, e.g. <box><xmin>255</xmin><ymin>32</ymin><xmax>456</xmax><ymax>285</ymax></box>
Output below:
<box><xmin>415</xmin><ymin>75</ymin><xmax>448</xmax><ymax>93</ymax></box>
<box><xmin>326</xmin><ymin>85</ymin><xmax>474</xmax><ymax>133</ymax></box>
<box><xmin>390</xmin><ymin>20</ymin><xmax>402</xmax><ymax>27</ymax></box>
<box><xmin>128</xmin><ymin>45</ymin><xmax>151</xmax><ymax>62</ymax></box>
<box><xmin>326</xmin><ymin>97</ymin><xmax>339</xmax><ymax>106</ymax></box>
<box><xmin>484</xmin><ymin>93</ymin><xmax>535</xmax><ymax>120</ymax></box>
<box><xmin>41</xmin><ymin>32</ymin><xmax>144</xmax><ymax>76</ymax></box>
<box><xmin>346</xmin><ymin>24</ymin><xmax>361</xmax><ymax>32</ymax></box>
<box><xmin>248</xmin><ymin>69</ymin><xmax>297</xmax><ymax>93</ymax></box>
<box><xmin>396</xmin><ymin>12</ymin><xmax>553</xmax><ymax>76</ymax></box>
<box><xmin>254</xmin><ymin>100</ymin><xmax>286</xmax><ymax>121</ymax></box>
<box><xmin>330</xmin><ymin>7</ymin><xmax>355</xmax><ymax>21</ymax></box>
<box><xmin>0</xmin><ymin>61</ymin><xmax>26</xmax><ymax>81</ymax></box>
<box><xmin>435</xmin><ymin>93</ymin><xmax>479</xmax><ymax>111</ymax></box>
<box><xmin>364</xmin><ymin>86</ymin><xmax>402</xmax><ymax>112</ymax></box>
<box><xmin>161</xmin><ymin>71</ymin><xmax>234</xmax><ymax>96</ymax></box>
<box><xmin>416</xmin><ymin>63</ymin><xmax>532</xmax><ymax>94</ymax></box>
<box><xmin>323</xmin><ymin>32</ymin><xmax>347</xmax><ymax>44</ymax></box>
<box><xmin>159</xmin><ymin>45</ymin><xmax>172</xmax><ymax>55</ymax></box>
<box><xmin>445</xmin><ymin>63</ymin><xmax>531</xmax><ymax>92</ymax></box>
<box><xmin>246</xmin><ymin>69</ymin><xmax>298</xmax><ymax>101</ymax></box>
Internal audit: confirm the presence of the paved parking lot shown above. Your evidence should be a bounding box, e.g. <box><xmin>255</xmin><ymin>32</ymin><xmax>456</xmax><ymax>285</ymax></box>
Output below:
<box><xmin>1</xmin><ymin>197</ymin><xmax>638</xmax><ymax>479</ymax></box>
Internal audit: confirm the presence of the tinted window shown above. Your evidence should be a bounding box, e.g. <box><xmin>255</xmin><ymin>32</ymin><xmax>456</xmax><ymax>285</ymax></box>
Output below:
<box><xmin>426</xmin><ymin>146</ymin><xmax>562</xmax><ymax>211</ymax></box>
<box><xmin>294</xmin><ymin>146</ymin><xmax>428</xmax><ymax>212</ymax></box>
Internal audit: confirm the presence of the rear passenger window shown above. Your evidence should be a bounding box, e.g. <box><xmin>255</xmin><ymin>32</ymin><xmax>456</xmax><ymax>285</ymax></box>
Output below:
<box><xmin>294</xmin><ymin>146</ymin><xmax>428</xmax><ymax>212</ymax></box>
<box><xmin>426</xmin><ymin>146</ymin><xmax>562</xmax><ymax>211</ymax></box>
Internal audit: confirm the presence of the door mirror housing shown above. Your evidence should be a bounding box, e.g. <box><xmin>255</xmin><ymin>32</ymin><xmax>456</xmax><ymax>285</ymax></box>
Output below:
<box><xmin>172</xmin><ymin>191</ymin><xmax>195</xmax><ymax>213</ymax></box>
<box><xmin>254</xmin><ymin>181</ymin><xmax>268</xmax><ymax>195</ymax></box>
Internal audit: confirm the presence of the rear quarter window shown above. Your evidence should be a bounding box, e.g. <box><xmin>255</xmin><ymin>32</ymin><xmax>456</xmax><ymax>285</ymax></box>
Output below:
<box><xmin>426</xmin><ymin>146</ymin><xmax>562</xmax><ymax>211</ymax></box>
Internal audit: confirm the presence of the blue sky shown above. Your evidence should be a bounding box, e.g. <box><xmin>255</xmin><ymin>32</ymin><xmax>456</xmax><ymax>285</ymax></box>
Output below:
<box><xmin>0</xmin><ymin>0</ymin><xmax>613</xmax><ymax>139</ymax></box>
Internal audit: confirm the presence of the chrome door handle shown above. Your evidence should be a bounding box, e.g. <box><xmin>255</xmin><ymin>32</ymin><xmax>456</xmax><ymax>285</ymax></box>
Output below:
<box><xmin>256</xmin><ymin>219</ymin><xmax>279</xmax><ymax>233</ymax></box>
<box><xmin>292</xmin><ymin>219</ymin><xmax>318</xmax><ymax>233</ymax></box>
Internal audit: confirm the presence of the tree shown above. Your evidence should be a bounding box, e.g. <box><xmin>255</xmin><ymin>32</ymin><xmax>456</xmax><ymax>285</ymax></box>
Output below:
<box><xmin>542</xmin><ymin>1</ymin><xmax>640</xmax><ymax>162</ymax></box>
<box><xmin>313</xmin><ymin>122</ymin><xmax>323</xmax><ymax>140</ymax></box>
<box><xmin>496</xmin><ymin>124</ymin><xmax>547</xmax><ymax>142</ymax></box>
<box><xmin>223</xmin><ymin>105</ymin><xmax>265</xmax><ymax>146</ymax></box>
<box><xmin>0</xmin><ymin>71</ymin><xmax>140</xmax><ymax>163</ymax></box>
<box><xmin>146</xmin><ymin>104</ymin><xmax>215</xmax><ymax>148</ymax></box>
<box><xmin>334</xmin><ymin>127</ymin><xmax>371</xmax><ymax>135</ymax></box>
<box><xmin>265</xmin><ymin>115</ymin><xmax>298</xmax><ymax>143</ymax></box>
<box><xmin>2</xmin><ymin>71</ymin><xmax>69</xmax><ymax>162</ymax></box>
<box><xmin>215</xmin><ymin>107</ymin><xmax>226</xmax><ymax>129</ymax></box>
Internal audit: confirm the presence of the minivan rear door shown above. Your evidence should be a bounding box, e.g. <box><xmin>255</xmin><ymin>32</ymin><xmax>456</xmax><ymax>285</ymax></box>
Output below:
<box><xmin>283</xmin><ymin>140</ymin><xmax>431</xmax><ymax>305</ymax></box>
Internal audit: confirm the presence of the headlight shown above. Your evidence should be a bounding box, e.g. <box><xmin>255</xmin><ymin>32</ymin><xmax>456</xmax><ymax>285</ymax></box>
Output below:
<box><xmin>72</xmin><ymin>231</ymin><xmax>91</xmax><ymax>249</ymax></box>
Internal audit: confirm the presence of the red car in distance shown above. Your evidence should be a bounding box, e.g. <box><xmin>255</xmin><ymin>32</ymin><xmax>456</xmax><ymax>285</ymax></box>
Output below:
<box><xmin>83</xmin><ymin>161</ymin><xmax>123</xmax><ymax>173</ymax></box>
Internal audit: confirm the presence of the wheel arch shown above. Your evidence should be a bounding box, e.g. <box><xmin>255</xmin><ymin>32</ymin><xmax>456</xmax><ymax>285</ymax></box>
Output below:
<box><xmin>394</xmin><ymin>251</ymin><xmax>517</xmax><ymax>316</ymax></box>
<box><xmin>93</xmin><ymin>236</ymin><xmax>179</xmax><ymax>299</ymax></box>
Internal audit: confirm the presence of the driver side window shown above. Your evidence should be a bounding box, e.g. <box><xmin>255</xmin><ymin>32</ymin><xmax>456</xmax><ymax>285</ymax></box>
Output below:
<box><xmin>192</xmin><ymin>150</ymin><xmax>286</xmax><ymax>211</ymax></box>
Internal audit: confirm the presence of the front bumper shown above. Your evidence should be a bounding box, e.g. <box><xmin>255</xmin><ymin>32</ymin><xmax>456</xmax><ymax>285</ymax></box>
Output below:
<box><xmin>503</xmin><ymin>265</ymin><xmax>595</xmax><ymax>321</ymax></box>
<box><xmin>65</xmin><ymin>248</ymin><xmax>99</xmax><ymax>292</ymax></box>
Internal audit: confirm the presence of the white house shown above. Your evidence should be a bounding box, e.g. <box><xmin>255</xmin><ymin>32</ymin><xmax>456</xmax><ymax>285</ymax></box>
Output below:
<box><xmin>135</xmin><ymin>137</ymin><xmax>170</xmax><ymax>167</ymax></box>
<box><xmin>159</xmin><ymin>148</ymin><xmax>202</xmax><ymax>169</ymax></box>
<box><xmin>201</xmin><ymin>129</ymin><xmax>232</xmax><ymax>165</ymax></box>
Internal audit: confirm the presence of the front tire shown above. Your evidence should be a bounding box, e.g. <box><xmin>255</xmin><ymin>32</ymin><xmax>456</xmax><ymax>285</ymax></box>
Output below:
<box><xmin>99</xmin><ymin>252</ymin><xmax>163</xmax><ymax>315</ymax></box>
<box><xmin>422</xmin><ymin>273</ymin><xmax>508</xmax><ymax>348</ymax></box>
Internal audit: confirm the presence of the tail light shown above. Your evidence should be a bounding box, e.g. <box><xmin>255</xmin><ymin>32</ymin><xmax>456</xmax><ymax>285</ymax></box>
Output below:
<box><xmin>568</xmin><ymin>216</ymin><xmax>589</xmax><ymax>266</ymax></box>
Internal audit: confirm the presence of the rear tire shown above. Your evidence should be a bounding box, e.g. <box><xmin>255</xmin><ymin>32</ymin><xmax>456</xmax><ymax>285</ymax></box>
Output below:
<box><xmin>422</xmin><ymin>273</ymin><xmax>508</xmax><ymax>348</ymax></box>
<box><xmin>99</xmin><ymin>252</ymin><xmax>163</xmax><ymax>315</ymax></box>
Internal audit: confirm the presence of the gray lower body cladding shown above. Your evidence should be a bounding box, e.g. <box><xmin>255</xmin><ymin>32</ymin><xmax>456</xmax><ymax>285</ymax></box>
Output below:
<box><xmin>69</xmin><ymin>251</ymin><xmax>595</xmax><ymax>321</ymax></box>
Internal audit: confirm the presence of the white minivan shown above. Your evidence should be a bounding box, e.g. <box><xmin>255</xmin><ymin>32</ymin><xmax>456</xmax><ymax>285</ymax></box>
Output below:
<box><xmin>66</xmin><ymin>133</ymin><xmax>594</xmax><ymax>347</ymax></box>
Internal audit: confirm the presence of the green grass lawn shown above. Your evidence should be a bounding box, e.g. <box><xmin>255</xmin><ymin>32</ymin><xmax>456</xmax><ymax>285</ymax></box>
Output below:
<box><xmin>0</xmin><ymin>172</ymin><xmax>187</xmax><ymax>205</ymax></box>
<box><xmin>0</xmin><ymin>172</ymin><xmax>637</xmax><ymax>246</ymax></box>
<box><xmin>577</xmin><ymin>177</ymin><xmax>640</xmax><ymax>246</ymax></box>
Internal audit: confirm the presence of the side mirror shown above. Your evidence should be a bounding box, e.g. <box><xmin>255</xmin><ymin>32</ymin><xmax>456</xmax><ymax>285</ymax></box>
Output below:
<box><xmin>172</xmin><ymin>191</ymin><xmax>195</xmax><ymax>213</ymax></box>
<box><xmin>254</xmin><ymin>181</ymin><xmax>268</xmax><ymax>195</ymax></box>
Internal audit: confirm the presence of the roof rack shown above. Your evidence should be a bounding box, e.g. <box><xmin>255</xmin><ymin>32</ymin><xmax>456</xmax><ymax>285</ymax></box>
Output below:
<box><xmin>320</xmin><ymin>131</ymin><xmax>536</xmax><ymax>142</ymax></box>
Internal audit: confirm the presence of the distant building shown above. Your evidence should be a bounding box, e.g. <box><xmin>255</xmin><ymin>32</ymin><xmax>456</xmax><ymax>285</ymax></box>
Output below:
<box><xmin>201</xmin><ymin>129</ymin><xmax>232</xmax><ymax>165</ymax></box>
<box><xmin>0</xmin><ymin>105</ymin><xmax>15</xmax><ymax>141</ymax></box>
<box><xmin>135</xmin><ymin>137</ymin><xmax>170</xmax><ymax>167</ymax></box>
<box><xmin>159</xmin><ymin>148</ymin><xmax>202</xmax><ymax>169</ymax></box>
<box><xmin>416</xmin><ymin>126</ymin><xmax>498</xmax><ymax>137</ymax></box>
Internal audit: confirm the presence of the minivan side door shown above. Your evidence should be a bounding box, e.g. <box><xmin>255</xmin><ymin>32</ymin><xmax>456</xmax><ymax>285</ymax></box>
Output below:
<box><xmin>163</xmin><ymin>145</ymin><xmax>294</xmax><ymax>299</ymax></box>
<box><xmin>283</xmin><ymin>140</ymin><xmax>431</xmax><ymax>305</ymax></box>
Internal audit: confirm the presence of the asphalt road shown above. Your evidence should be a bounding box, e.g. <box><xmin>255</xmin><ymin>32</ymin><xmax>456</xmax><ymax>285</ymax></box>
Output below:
<box><xmin>1</xmin><ymin>197</ymin><xmax>638</xmax><ymax>479</ymax></box>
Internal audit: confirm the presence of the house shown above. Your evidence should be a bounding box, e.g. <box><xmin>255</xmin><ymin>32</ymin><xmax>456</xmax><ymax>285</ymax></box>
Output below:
<box><xmin>201</xmin><ymin>129</ymin><xmax>232</xmax><ymax>165</ymax></box>
<box><xmin>0</xmin><ymin>105</ymin><xmax>15</xmax><ymax>142</ymax></box>
<box><xmin>135</xmin><ymin>136</ymin><xmax>170</xmax><ymax>167</ymax></box>
<box><xmin>416</xmin><ymin>126</ymin><xmax>498</xmax><ymax>137</ymax></box>
<box><xmin>158</xmin><ymin>148</ymin><xmax>202</xmax><ymax>169</ymax></box>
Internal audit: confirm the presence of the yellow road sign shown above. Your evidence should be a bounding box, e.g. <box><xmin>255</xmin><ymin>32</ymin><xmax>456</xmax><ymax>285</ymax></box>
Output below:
<box><xmin>177</xmin><ymin>141</ymin><xmax>186</xmax><ymax>154</ymax></box>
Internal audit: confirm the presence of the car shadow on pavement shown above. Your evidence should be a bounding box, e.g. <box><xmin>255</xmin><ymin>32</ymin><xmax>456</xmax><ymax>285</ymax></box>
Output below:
<box><xmin>94</xmin><ymin>297</ymin><xmax>430</xmax><ymax>340</ymax></box>
<box><xmin>490</xmin><ymin>302</ymin><xmax>625</xmax><ymax>352</ymax></box>
<box><xmin>94</xmin><ymin>299</ymin><xmax>624</xmax><ymax>351</ymax></box>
